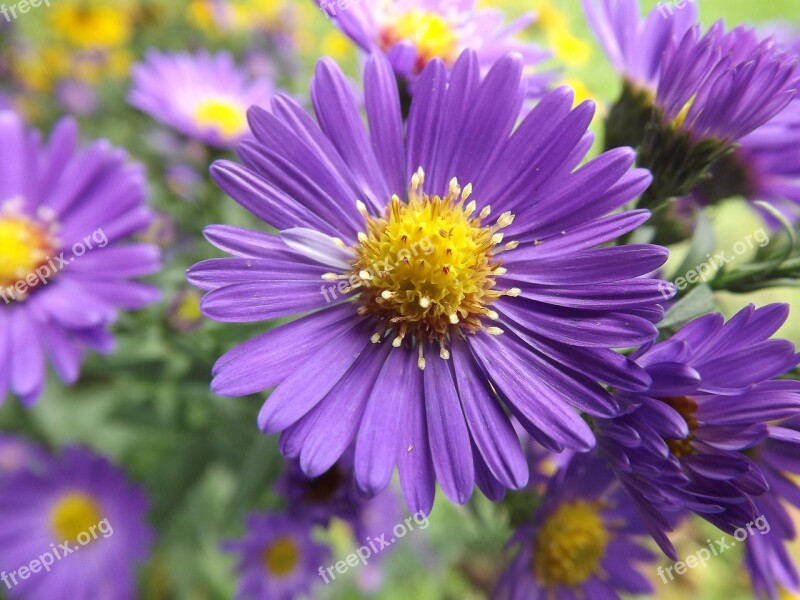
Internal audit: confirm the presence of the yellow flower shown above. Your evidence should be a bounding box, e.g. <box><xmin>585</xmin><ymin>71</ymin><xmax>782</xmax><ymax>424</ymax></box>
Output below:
<box><xmin>548</xmin><ymin>28</ymin><xmax>592</xmax><ymax>67</ymax></box>
<box><xmin>320</xmin><ymin>31</ymin><xmax>356</xmax><ymax>62</ymax></box>
<box><xmin>50</xmin><ymin>4</ymin><xmax>131</xmax><ymax>49</ymax></box>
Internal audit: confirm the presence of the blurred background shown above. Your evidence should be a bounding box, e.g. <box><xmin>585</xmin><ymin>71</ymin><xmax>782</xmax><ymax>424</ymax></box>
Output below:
<box><xmin>1</xmin><ymin>0</ymin><xmax>799</xmax><ymax>598</ymax></box>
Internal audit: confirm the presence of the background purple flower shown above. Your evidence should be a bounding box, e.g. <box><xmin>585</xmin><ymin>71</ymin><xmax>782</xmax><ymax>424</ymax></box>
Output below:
<box><xmin>224</xmin><ymin>513</ymin><xmax>329</xmax><ymax>600</ymax></box>
<box><xmin>0</xmin><ymin>446</ymin><xmax>153</xmax><ymax>600</ymax></box>
<box><xmin>0</xmin><ymin>110</ymin><xmax>161</xmax><ymax>406</ymax></box>
<box><xmin>494</xmin><ymin>451</ymin><xmax>655</xmax><ymax>600</ymax></box>
<box><xmin>319</xmin><ymin>0</ymin><xmax>554</xmax><ymax>96</ymax></box>
<box><xmin>129</xmin><ymin>50</ymin><xmax>273</xmax><ymax>149</ymax></box>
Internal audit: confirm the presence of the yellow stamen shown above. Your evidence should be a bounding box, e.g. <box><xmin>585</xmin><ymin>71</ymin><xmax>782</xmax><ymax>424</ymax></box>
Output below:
<box><xmin>0</xmin><ymin>213</ymin><xmax>58</xmax><ymax>296</ymax></box>
<box><xmin>533</xmin><ymin>500</ymin><xmax>609</xmax><ymax>588</ymax></box>
<box><xmin>349</xmin><ymin>170</ymin><xmax>511</xmax><ymax>361</ymax></box>
<box><xmin>379</xmin><ymin>10</ymin><xmax>460</xmax><ymax>70</ymax></box>
<box><xmin>262</xmin><ymin>536</ymin><xmax>300</xmax><ymax>577</ymax></box>
<box><xmin>50</xmin><ymin>492</ymin><xmax>102</xmax><ymax>544</ymax></box>
<box><xmin>193</xmin><ymin>98</ymin><xmax>248</xmax><ymax>139</ymax></box>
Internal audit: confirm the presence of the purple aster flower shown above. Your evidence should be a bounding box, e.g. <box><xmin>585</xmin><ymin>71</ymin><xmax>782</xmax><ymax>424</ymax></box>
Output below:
<box><xmin>188</xmin><ymin>51</ymin><xmax>671</xmax><ymax>514</ymax></box>
<box><xmin>745</xmin><ymin>416</ymin><xmax>800</xmax><ymax>599</ymax></box>
<box><xmin>655</xmin><ymin>23</ymin><xmax>798</xmax><ymax>143</ymax></box>
<box><xmin>494</xmin><ymin>451</ymin><xmax>655</xmax><ymax>599</ymax></box>
<box><xmin>276</xmin><ymin>449</ymin><xmax>403</xmax><ymax>546</ymax></box>
<box><xmin>224</xmin><ymin>513</ymin><xmax>329</xmax><ymax>600</ymax></box>
<box><xmin>586</xmin><ymin>0</ymin><xmax>799</xmax><ymax>206</ymax></box>
<box><xmin>583</xmin><ymin>0</ymin><xmax>698</xmax><ymax>91</ymax></box>
<box><xmin>129</xmin><ymin>50</ymin><xmax>273</xmax><ymax>149</ymax></box>
<box><xmin>0</xmin><ymin>110</ymin><xmax>161</xmax><ymax>406</ymax></box>
<box><xmin>318</xmin><ymin>0</ymin><xmax>553</xmax><ymax>97</ymax></box>
<box><xmin>596</xmin><ymin>304</ymin><xmax>800</xmax><ymax>559</ymax></box>
<box><xmin>0</xmin><ymin>434</ymin><xmax>49</xmax><ymax>482</ymax></box>
<box><xmin>55</xmin><ymin>80</ymin><xmax>100</xmax><ymax>117</ymax></box>
<box><xmin>691</xmin><ymin>97</ymin><xmax>800</xmax><ymax>224</ymax></box>
<box><xmin>0</xmin><ymin>446</ymin><xmax>153</xmax><ymax>600</ymax></box>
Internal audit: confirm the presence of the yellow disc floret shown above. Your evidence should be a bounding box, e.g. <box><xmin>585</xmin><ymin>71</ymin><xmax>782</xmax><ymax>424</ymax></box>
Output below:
<box><xmin>381</xmin><ymin>10</ymin><xmax>460</xmax><ymax>70</ymax></box>
<box><xmin>533</xmin><ymin>500</ymin><xmax>610</xmax><ymax>588</ymax></box>
<box><xmin>263</xmin><ymin>536</ymin><xmax>300</xmax><ymax>577</ymax></box>
<box><xmin>330</xmin><ymin>169</ymin><xmax>517</xmax><ymax>368</ymax></box>
<box><xmin>0</xmin><ymin>214</ymin><xmax>58</xmax><ymax>292</ymax></box>
<box><xmin>50</xmin><ymin>492</ymin><xmax>102</xmax><ymax>544</ymax></box>
<box><xmin>193</xmin><ymin>98</ymin><xmax>248</xmax><ymax>140</ymax></box>
<box><xmin>660</xmin><ymin>396</ymin><xmax>699</xmax><ymax>458</ymax></box>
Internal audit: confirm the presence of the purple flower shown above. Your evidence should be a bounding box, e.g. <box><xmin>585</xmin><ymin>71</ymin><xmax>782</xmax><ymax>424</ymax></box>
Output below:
<box><xmin>224</xmin><ymin>513</ymin><xmax>329</xmax><ymax>600</ymax></box>
<box><xmin>188</xmin><ymin>51</ymin><xmax>671</xmax><ymax>514</ymax></box>
<box><xmin>586</xmin><ymin>0</ymin><xmax>798</xmax><ymax>205</ymax></box>
<box><xmin>692</xmin><ymin>98</ymin><xmax>800</xmax><ymax>224</ymax></box>
<box><xmin>129</xmin><ymin>50</ymin><xmax>273</xmax><ymax>149</ymax></box>
<box><xmin>275</xmin><ymin>449</ymin><xmax>403</xmax><ymax>547</ymax></box>
<box><xmin>0</xmin><ymin>110</ymin><xmax>161</xmax><ymax>406</ymax></box>
<box><xmin>0</xmin><ymin>434</ymin><xmax>49</xmax><ymax>482</ymax></box>
<box><xmin>597</xmin><ymin>304</ymin><xmax>800</xmax><ymax>559</ymax></box>
<box><xmin>494</xmin><ymin>452</ymin><xmax>655</xmax><ymax>599</ymax></box>
<box><xmin>655</xmin><ymin>23</ymin><xmax>798</xmax><ymax>143</ymax></box>
<box><xmin>745</xmin><ymin>416</ymin><xmax>800</xmax><ymax>599</ymax></box>
<box><xmin>318</xmin><ymin>0</ymin><xmax>553</xmax><ymax>96</ymax></box>
<box><xmin>583</xmin><ymin>0</ymin><xmax>698</xmax><ymax>91</ymax></box>
<box><xmin>0</xmin><ymin>446</ymin><xmax>153</xmax><ymax>600</ymax></box>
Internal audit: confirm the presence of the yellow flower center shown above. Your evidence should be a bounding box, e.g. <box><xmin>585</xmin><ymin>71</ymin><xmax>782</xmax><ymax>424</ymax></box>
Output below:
<box><xmin>381</xmin><ymin>10</ymin><xmax>460</xmax><ymax>70</ymax></box>
<box><xmin>533</xmin><ymin>500</ymin><xmax>610</xmax><ymax>588</ymax></box>
<box><xmin>193</xmin><ymin>98</ymin><xmax>248</xmax><ymax>140</ymax></box>
<box><xmin>334</xmin><ymin>169</ymin><xmax>516</xmax><ymax>368</ymax></box>
<box><xmin>50</xmin><ymin>492</ymin><xmax>102</xmax><ymax>544</ymax></box>
<box><xmin>660</xmin><ymin>396</ymin><xmax>699</xmax><ymax>458</ymax></box>
<box><xmin>263</xmin><ymin>536</ymin><xmax>300</xmax><ymax>577</ymax></box>
<box><xmin>0</xmin><ymin>215</ymin><xmax>57</xmax><ymax>293</ymax></box>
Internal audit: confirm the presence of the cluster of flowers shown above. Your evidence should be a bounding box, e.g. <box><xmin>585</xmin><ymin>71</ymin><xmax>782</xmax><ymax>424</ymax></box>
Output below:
<box><xmin>1</xmin><ymin>0</ymin><xmax>800</xmax><ymax>597</ymax></box>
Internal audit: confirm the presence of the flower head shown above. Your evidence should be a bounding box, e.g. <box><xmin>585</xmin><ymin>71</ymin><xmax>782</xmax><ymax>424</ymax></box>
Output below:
<box><xmin>0</xmin><ymin>446</ymin><xmax>153</xmax><ymax>600</ymax></box>
<box><xmin>275</xmin><ymin>449</ymin><xmax>403</xmax><ymax>546</ymax></box>
<box><xmin>0</xmin><ymin>110</ymin><xmax>161</xmax><ymax>406</ymax></box>
<box><xmin>745</xmin><ymin>416</ymin><xmax>800</xmax><ymax>599</ymax></box>
<box><xmin>188</xmin><ymin>51</ymin><xmax>670</xmax><ymax>514</ymax></box>
<box><xmin>129</xmin><ymin>50</ymin><xmax>273</xmax><ymax>149</ymax></box>
<box><xmin>224</xmin><ymin>513</ymin><xmax>329</xmax><ymax>600</ymax></box>
<box><xmin>495</xmin><ymin>452</ymin><xmax>655</xmax><ymax>599</ymax></box>
<box><xmin>583</xmin><ymin>0</ymin><xmax>698</xmax><ymax>90</ymax></box>
<box><xmin>692</xmin><ymin>98</ymin><xmax>800</xmax><ymax>224</ymax></box>
<box><xmin>597</xmin><ymin>304</ymin><xmax>800</xmax><ymax>558</ymax></box>
<box><xmin>0</xmin><ymin>434</ymin><xmax>49</xmax><ymax>482</ymax></box>
<box><xmin>319</xmin><ymin>0</ymin><xmax>553</xmax><ymax>96</ymax></box>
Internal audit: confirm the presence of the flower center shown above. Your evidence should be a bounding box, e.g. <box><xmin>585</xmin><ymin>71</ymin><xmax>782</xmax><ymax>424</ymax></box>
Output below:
<box><xmin>330</xmin><ymin>169</ymin><xmax>516</xmax><ymax>368</ymax></box>
<box><xmin>660</xmin><ymin>396</ymin><xmax>699</xmax><ymax>458</ymax></box>
<box><xmin>380</xmin><ymin>10</ymin><xmax>459</xmax><ymax>70</ymax></box>
<box><xmin>303</xmin><ymin>465</ymin><xmax>343</xmax><ymax>504</ymax></box>
<box><xmin>0</xmin><ymin>214</ymin><xmax>58</xmax><ymax>294</ymax></box>
<box><xmin>193</xmin><ymin>98</ymin><xmax>248</xmax><ymax>139</ymax></box>
<box><xmin>533</xmin><ymin>500</ymin><xmax>609</xmax><ymax>588</ymax></box>
<box><xmin>263</xmin><ymin>536</ymin><xmax>300</xmax><ymax>577</ymax></box>
<box><xmin>50</xmin><ymin>492</ymin><xmax>102</xmax><ymax>544</ymax></box>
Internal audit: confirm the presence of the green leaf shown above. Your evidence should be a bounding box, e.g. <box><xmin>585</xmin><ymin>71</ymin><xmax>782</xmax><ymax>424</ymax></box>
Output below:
<box><xmin>673</xmin><ymin>207</ymin><xmax>716</xmax><ymax>282</ymax></box>
<box><xmin>659</xmin><ymin>284</ymin><xmax>716</xmax><ymax>330</ymax></box>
